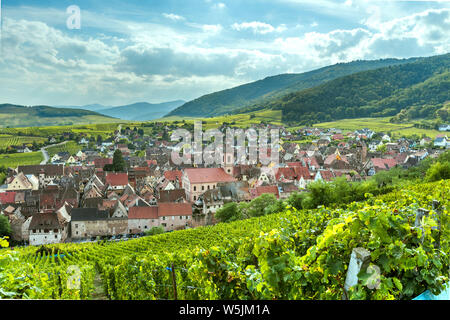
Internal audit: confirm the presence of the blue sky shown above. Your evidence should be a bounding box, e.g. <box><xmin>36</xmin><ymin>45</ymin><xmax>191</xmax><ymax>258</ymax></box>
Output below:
<box><xmin>0</xmin><ymin>0</ymin><xmax>449</xmax><ymax>106</ymax></box>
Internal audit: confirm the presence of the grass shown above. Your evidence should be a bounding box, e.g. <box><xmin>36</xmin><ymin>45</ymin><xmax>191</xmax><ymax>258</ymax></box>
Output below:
<box><xmin>0</xmin><ymin>113</ymin><xmax>122</xmax><ymax>129</ymax></box>
<box><xmin>0</xmin><ymin>135</ymin><xmax>47</xmax><ymax>149</ymax></box>
<box><xmin>155</xmin><ymin>109</ymin><xmax>283</xmax><ymax>130</ymax></box>
<box><xmin>0</xmin><ymin>123</ymin><xmax>124</xmax><ymax>139</ymax></box>
<box><xmin>0</xmin><ymin>152</ymin><xmax>43</xmax><ymax>168</ymax></box>
<box><xmin>46</xmin><ymin>141</ymin><xmax>82</xmax><ymax>157</ymax></box>
<box><xmin>310</xmin><ymin>117</ymin><xmax>442</xmax><ymax>139</ymax></box>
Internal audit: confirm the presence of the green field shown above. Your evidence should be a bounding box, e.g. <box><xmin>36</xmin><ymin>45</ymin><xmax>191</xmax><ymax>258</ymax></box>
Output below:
<box><xmin>0</xmin><ymin>134</ymin><xmax>47</xmax><ymax>149</ymax></box>
<box><xmin>0</xmin><ymin>123</ymin><xmax>124</xmax><ymax>139</ymax></box>
<box><xmin>46</xmin><ymin>141</ymin><xmax>82</xmax><ymax>158</ymax></box>
<box><xmin>0</xmin><ymin>151</ymin><xmax>43</xmax><ymax>168</ymax></box>
<box><xmin>310</xmin><ymin>117</ymin><xmax>442</xmax><ymax>138</ymax></box>
<box><xmin>156</xmin><ymin>109</ymin><xmax>283</xmax><ymax>129</ymax></box>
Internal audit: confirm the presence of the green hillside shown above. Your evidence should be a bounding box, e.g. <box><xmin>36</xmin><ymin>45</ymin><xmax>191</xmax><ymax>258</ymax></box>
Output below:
<box><xmin>0</xmin><ymin>104</ymin><xmax>119</xmax><ymax>128</ymax></box>
<box><xmin>167</xmin><ymin>57</ymin><xmax>420</xmax><ymax>117</ymax></box>
<box><xmin>244</xmin><ymin>53</ymin><xmax>449</xmax><ymax>126</ymax></box>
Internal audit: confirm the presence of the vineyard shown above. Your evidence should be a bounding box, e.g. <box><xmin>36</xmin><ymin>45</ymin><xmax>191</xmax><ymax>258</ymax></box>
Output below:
<box><xmin>0</xmin><ymin>152</ymin><xmax>44</xmax><ymax>169</ymax></box>
<box><xmin>46</xmin><ymin>141</ymin><xmax>82</xmax><ymax>158</ymax></box>
<box><xmin>0</xmin><ymin>134</ymin><xmax>47</xmax><ymax>149</ymax></box>
<box><xmin>0</xmin><ymin>123</ymin><xmax>124</xmax><ymax>139</ymax></box>
<box><xmin>0</xmin><ymin>180</ymin><xmax>448</xmax><ymax>300</ymax></box>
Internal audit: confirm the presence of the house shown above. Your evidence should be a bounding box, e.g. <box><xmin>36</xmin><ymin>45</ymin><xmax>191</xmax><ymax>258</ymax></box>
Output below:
<box><xmin>17</xmin><ymin>164</ymin><xmax>65</xmax><ymax>187</ymax></box>
<box><xmin>364</xmin><ymin>158</ymin><xmax>398</xmax><ymax>176</ymax></box>
<box><xmin>6</xmin><ymin>172</ymin><xmax>38</xmax><ymax>191</ymax></box>
<box><xmin>71</xmin><ymin>207</ymin><xmax>127</xmax><ymax>239</ymax></box>
<box><xmin>438</xmin><ymin>124</ymin><xmax>450</xmax><ymax>132</ymax></box>
<box><xmin>159</xmin><ymin>189</ymin><xmax>186</xmax><ymax>203</ymax></box>
<box><xmin>128</xmin><ymin>206</ymin><xmax>159</xmax><ymax>234</ymax></box>
<box><xmin>434</xmin><ymin>136</ymin><xmax>448</xmax><ymax>148</ymax></box>
<box><xmin>314</xmin><ymin>170</ymin><xmax>335</xmax><ymax>182</ymax></box>
<box><xmin>323</xmin><ymin>150</ymin><xmax>351</xmax><ymax>170</ymax></box>
<box><xmin>79</xmin><ymin>137</ymin><xmax>89</xmax><ymax>144</ymax></box>
<box><xmin>94</xmin><ymin>157</ymin><xmax>113</xmax><ymax>169</ymax></box>
<box><xmin>0</xmin><ymin>191</ymin><xmax>17</xmax><ymax>205</ymax></box>
<box><xmin>420</xmin><ymin>137</ymin><xmax>432</xmax><ymax>146</ymax></box>
<box><xmin>158</xmin><ymin>202</ymin><xmax>192</xmax><ymax>231</ymax></box>
<box><xmin>182</xmin><ymin>168</ymin><xmax>236</xmax><ymax>202</ymax></box>
<box><xmin>28</xmin><ymin>209</ymin><xmax>70</xmax><ymax>246</ymax></box>
<box><xmin>250</xmin><ymin>185</ymin><xmax>280</xmax><ymax>199</ymax></box>
<box><xmin>105</xmin><ymin>172</ymin><xmax>129</xmax><ymax>191</ymax></box>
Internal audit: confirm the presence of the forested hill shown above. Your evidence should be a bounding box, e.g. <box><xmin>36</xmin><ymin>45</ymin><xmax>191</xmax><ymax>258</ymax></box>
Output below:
<box><xmin>242</xmin><ymin>53</ymin><xmax>449</xmax><ymax>126</ymax></box>
<box><xmin>0</xmin><ymin>104</ymin><xmax>117</xmax><ymax>127</ymax></box>
<box><xmin>167</xmin><ymin>57</ymin><xmax>420</xmax><ymax>117</ymax></box>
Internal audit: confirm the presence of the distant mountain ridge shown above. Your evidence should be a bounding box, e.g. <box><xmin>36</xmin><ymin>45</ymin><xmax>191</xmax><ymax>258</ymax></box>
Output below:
<box><xmin>167</xmin><ymin>57</ymin><xmax>422</xmax><ymax>118</ymax></box>
<box><xmin>58</xmin><ymin>100</ymin><xmax>185</xmax><ymax>120</ymax></box>
<box><xmin>99</xmin><ymin>101</ymin><xmax>185</xmax><ymax>120</ymax></box>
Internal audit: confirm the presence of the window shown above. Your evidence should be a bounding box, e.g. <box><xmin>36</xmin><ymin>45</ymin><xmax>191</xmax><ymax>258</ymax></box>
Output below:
<box><xmin>144</xmin><ymin>226</ymin><xmax>147</xmax><ymax>229</ymax></box>
<box><xmin>76</xmin><ymin>231</ymin><xmax>78</xmax><ymax>235</ymax></box>
<box><xmin>55</xmin><ymin>235</ymin><xmax>57</xmax><ymax>239</ymax></box>
<box><xmin>180</xmin><ymin>216</ymin><xmax>182</xmax><ymax>220</ymax></box>
<box><xmin>202</xmin><ymin>186</ymin><xmax>204</xmax><ymax>191</ymax></box>
<box><xmin>75</xmin><ymin>224</ymin><xmax>78</xmax><ymax>228</ymax></box>
<box><xmin>193</xmin><ymin>186</ymin><xmax>196</xmax><ymax>191</ymax></box>
<box><xmin>193</xmin><ymin>196</ymin><xmax>196</xmax><ymax>201</ymax></box>
<box><xmin>54</xmin><ymin>229</ymin><xmax>58</xmax><ymax>233</ymax></box>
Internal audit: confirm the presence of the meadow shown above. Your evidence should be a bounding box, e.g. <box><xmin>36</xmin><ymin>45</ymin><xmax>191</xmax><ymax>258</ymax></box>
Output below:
<box><xmin>0</xmin><ymin>152</ymin><xmax>43</xmax><ymax>168</ymax></box>
<box><xmin>310</xmin><ymin>117</ymin><xmax>442</xmax><ymax>138</ymax></box>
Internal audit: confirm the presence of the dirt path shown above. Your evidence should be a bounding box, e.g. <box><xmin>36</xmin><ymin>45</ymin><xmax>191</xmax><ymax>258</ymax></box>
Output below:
<box><xmin>91</xmin><ymin>272</ymin><xmax>108</xmax><ymax>300</ymax></box>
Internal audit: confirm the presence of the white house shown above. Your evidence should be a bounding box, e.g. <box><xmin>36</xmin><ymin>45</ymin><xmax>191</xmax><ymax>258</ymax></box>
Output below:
<box><xmin>434</xmin><ymin>136</ymin><xmax>448</xmax><ymax>148</ymax></box>
<box><xmin>438</xmin><ymin>124</ymin><xmax>450</xmax><ymax>132</ymax></box>
<box><xmin>29</xmin><ymin>212</ymin><xmax>69</xmax><ymax>246</ymax></box>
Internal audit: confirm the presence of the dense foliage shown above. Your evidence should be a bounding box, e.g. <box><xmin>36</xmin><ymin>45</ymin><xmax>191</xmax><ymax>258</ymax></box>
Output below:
<box><xmin>168</xmin><ymin>58</ymin><xmax>417</xmax><ymax>117</ymax></box>
<box><xmin>0</xmin><ymin>179</ymin><xmax>448</xmax><ymax>300</ymax></box>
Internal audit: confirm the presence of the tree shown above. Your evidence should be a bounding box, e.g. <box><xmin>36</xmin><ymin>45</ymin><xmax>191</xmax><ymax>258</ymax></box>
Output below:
<box><xmin>376</xmin><ymin>144</ymin><xmax>387</xmax><ymax>153</ymax></box>
<box><xmin>425</xmin><ymin>161</ymin><xmax>450</xmax><ymax>182</ymax></box>
<box><xmin>0</xmin><ymin>215</ymin><xmax>11</xmax><ymax>237</ymax></box>
<box><xmin>113</xmin><ymin>149</ymin><xmax>126</xmax><ymax>172</ymax></box>
<box><xmin>244</xmin><ymin>193</ymin><xmax>278</xmax><ymax>218</ymax></box>
<box><xmin>144</xmin><ymin>226</ymin><xmax>165</xmax><ymax>236</ymax></box>
<box><xmin>215</xmin><ymin>202</ymin><xmax>241</xmax><ymax>223</ymax></box>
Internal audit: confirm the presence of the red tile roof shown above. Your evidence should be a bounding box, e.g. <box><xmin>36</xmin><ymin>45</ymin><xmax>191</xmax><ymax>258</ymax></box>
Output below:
<box><xmin>275</xmin><ymin>168</ymin><xmax>296</xmax><ymax>181</ymax></box>
<box><xmin>253</xmin><ymin>185</ymin><xmax>279</xmax><ymax>199</ymax></box>
<box><xmin>128</xmin><ymin>206</ymin><xmax>159</xmax><ymax>219</ymax></box>
<box><xmin>0</xmin><ymin>192</ymin><xmax>16</xmax><ymax>204</ymax></box>
<box><xmin>184</xmin><ymin>168</ymin><xmax>235</xmax><ymax>184</ymax></box>
<box><xmin>94</xmin><ymin>158</ymin><xmax>113</xmax><ymax>168</ymax></box>
<box><xmin>105</xmin><ymin>173</ymin><xmax>129</xmax><ymax>186</ymax></box>
<box><xmin>371</xmin><ymin>158</ymin><xmax>398</xmax><ymax>170</ymax></box>
<box><xmin>164</xmin><ymin>170</ymin><xmax>183</xmax><ymax>182</ymax></box>
<box><xmin>293</xmin><ymin>166</ymin><xmax>313</xmax><ymax>180</ymax></box>
<box><xmin>319</xmin><ymin>170</ymin><xmax>335</xmax><ymax>181</ymax></box>
<box><xmin>324</xmin><ymin>153</ymin><xmax>349</xmax><ymax>165</ymax></box>
<box><xmin>158</xmin><ymin>202</ymin><xmax>192</xmax><ymax>217</ymax></box>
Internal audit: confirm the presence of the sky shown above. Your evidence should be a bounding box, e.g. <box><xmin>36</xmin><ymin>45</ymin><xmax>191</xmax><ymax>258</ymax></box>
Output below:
<box><xmin>0</xmin><ymin>0</ymin><xmax>449</xmax><ymax>107</ymax></box>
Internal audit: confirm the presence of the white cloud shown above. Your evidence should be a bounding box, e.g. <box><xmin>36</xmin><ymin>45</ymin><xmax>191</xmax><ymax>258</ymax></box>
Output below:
<box><xmin>202</xmin><ymin>24</ymin><xmax>223</xmax><ymax>34</ymax></box>
<box><xmin>162</xmin><ymin>13</ymin><xmax>185</xmax><ymax>21</ymax></box>
<box><xmin>232</xmin><ymin>21</ymin><xmax>287</xmax><ymax>34</ymax></box>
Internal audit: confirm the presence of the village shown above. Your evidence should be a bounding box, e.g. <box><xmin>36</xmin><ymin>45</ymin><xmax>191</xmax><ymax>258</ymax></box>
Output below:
<box><xmin>1</xmin><ymin>121</ymin><xmax>449</xmax><ymax>247</ymax></box>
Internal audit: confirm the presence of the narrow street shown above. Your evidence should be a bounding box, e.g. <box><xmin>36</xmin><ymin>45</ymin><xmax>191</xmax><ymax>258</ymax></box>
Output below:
<box><xmin>40</xmin><ymin>141</ymin><xmax>69</xmax><ymax>164</ymax></box>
